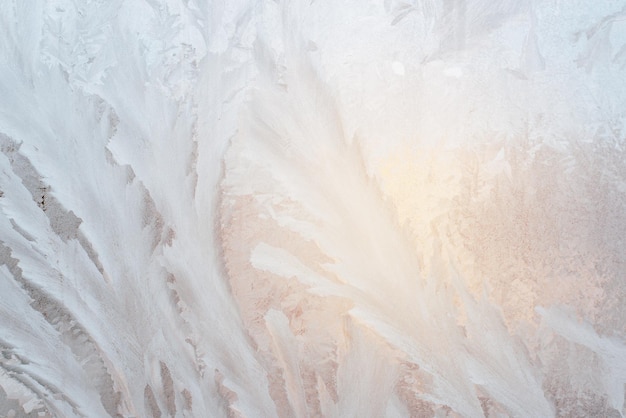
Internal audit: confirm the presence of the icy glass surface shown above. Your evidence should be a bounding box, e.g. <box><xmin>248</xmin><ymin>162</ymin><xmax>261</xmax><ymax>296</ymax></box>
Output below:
<box><xmin>1</xmin><ymin>0</ymin><xmax>626</xmax><ymax>417</ymax></box>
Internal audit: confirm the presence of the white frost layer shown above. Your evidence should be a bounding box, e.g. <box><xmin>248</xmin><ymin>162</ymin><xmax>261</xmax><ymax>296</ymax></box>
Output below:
<box><xmin>1</xmin><ymin>0</ymin><xmax>626</xmax><ymax>417</ymax></box>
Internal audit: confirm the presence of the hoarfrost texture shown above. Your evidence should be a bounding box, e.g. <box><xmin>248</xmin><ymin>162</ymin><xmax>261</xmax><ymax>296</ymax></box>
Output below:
<box><xmin>1</xmin><ymin>0</ymin><xmax>626</xmax><ymax>417</ymax></box>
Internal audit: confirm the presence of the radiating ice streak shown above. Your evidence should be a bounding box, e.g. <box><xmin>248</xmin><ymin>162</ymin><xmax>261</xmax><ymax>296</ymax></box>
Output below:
<box><xmin>220</xmin><ymin>2</ymin><xmax>626</xmax><ymax>417</ymax></box>
<box><xmin>0</xmin><ymin>0</ymin><xmax>276</xmax><ymax>416</ymax></box>
<box><xmin>0</xmin><ymin>265</ymin><xmax>107</xmax><ymax>418</ymax></box>
<box><xmin>538</xmin><ymin>306</ymin><xmax>626</xmax><ymax>412</ymax></box>
<box><xmin>221</xmin><ymin>12</ymin><xmax>552</xmax><ymax>414</ymax></box>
